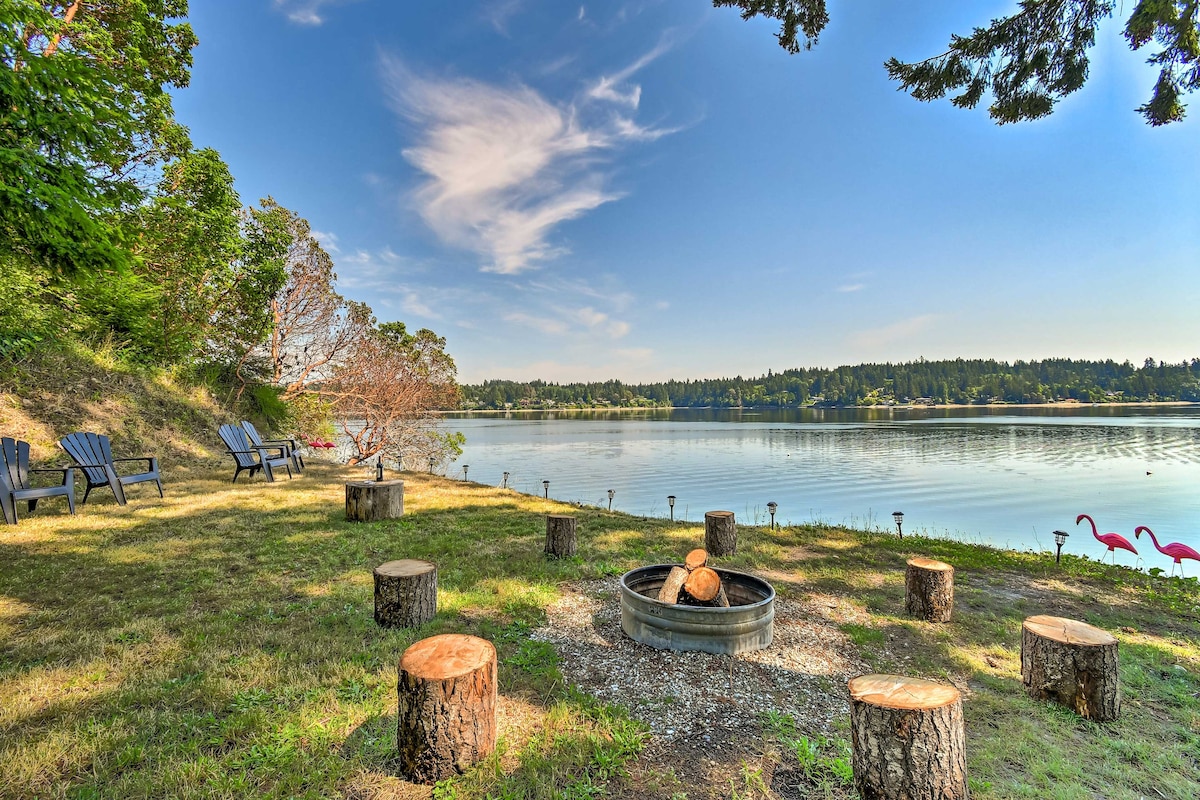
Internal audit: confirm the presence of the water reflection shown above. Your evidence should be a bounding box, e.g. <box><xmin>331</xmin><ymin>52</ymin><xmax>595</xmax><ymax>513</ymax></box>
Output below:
<box><xmin>444</xmin><ymin>407</ymin><xmax>1200</xmax><ymax>562</ymax></box>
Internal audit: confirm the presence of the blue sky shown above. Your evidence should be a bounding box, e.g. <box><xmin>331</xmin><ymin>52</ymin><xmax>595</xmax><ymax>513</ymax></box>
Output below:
<box><xmin>174</xmin><ymin>1</ymin><xmax>1199</xmax><ymax>384</ymax></box>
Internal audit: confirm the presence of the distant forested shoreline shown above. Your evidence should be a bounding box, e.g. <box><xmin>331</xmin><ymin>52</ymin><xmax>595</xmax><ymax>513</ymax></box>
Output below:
<box><xmin>459</xmin><ymin>358</ymin><xmax>1200</xmax><ymax>410</ymax></box>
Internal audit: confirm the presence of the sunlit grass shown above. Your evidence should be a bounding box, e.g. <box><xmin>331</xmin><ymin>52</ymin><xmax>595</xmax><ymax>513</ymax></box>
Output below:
<box><xmin>0</xmin><ymin>465</ymin><xmax>1197</xmax><ymax>798</ymax></box>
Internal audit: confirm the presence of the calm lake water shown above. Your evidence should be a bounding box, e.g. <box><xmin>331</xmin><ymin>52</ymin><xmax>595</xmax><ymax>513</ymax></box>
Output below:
<box><xmin>439</xmin><ymin>406</ymin><xmax>1200</xmax><ymax>566</ymax></box>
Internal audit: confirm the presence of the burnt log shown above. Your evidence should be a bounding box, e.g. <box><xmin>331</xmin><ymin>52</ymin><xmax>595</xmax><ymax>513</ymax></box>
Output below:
<box><xmin>397</xmin><ymin>634</ymin><xmax>498</xmax><ymax>783</ymax></box>
<box><xmin>904</xmin><ymin>557</ymin><xmax>955</xmax><ymax>623</ymax></box>
<box><xmin>544</xmin><ymin>514</ymin><xmax>577</xmax><ymax>558</ymax></box>
<box><xmin>704</xmin><ymin>511</ymin><xmax>737</xmax><ymax>556</ymax></box>
<box><xmin>1021</xmin><ymin>615</ymin><xmax>1120</xmax><ymax>721</ymax></box>
<box><xmin>374</xmin><ymin>559</ymin><xmax>437</xmax><ymax>629</ymax></box>
<box><xmin>345</xmin><ymin>479</ymin><xmax>404</xmax><ymax>522</ymax></box>
<box><xmin>848</xmin><ymin>674</ymin><xmax>967</xmax><ymax>800</ymax></box>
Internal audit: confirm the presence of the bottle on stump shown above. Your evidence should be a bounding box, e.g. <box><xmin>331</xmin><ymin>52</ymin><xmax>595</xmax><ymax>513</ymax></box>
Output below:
<box><xmin>904</xmin><ymin>557</ymin><xmax>954</xmax><ymax>623</ymax></box>
<box><xmin>848</xmin><ymin>674</ymin><xmax>968</xmax><ymax>800</ymax></box>
<box><xmin>374</xmin><ymin>559</ymin><xmax>437</xmax><ymax>629</ymax></box>
<box><xmin>1021</xmin><ymin>614</ymin><xmax>1120</xmax><ymax>721</ymax></box>
<box><xmin>704</xmin><ymin>510</ymin><xmax>737</xmax><ymax>556</ymax></box>
<box><xmin>544</xmin><ymin>514</ymin><xmax>577</xmax><ymax>558</ymax></box>
<box><xmin>397</xmin><ymin>634</ymin><xmax>497</xmax><ymax>784</ymax></box>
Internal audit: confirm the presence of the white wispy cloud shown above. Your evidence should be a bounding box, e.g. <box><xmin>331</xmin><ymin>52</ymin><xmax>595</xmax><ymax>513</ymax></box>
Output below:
<box><xmin>836</xmin><ymin>283</ymin><xmax>864</xmax><ymax>293</ymax></box>
<box><xmin>484</xmin><ymin>0</ymin><xmax>524</xmax><ymax>35</ymax></box>
<box><xmin>272</xmin><ymin>0</ymin><xmax>357</xmax><ymax>25</ymax></box>
<box><xmin>311</xmin><ymin>230</ymin><xmax>340</xmax><ymax>253</ymax></box>
<box><xmin>850</xmin><ymin>315</ymin><xmax>939</xmax><ymax>348</ymax></box>
<box><xmin>504</xmin><ymin>312</ymin><xmax>570</xmax><ymax>335</ymax></box>
<box><xmin>382</xmin><ymin>41</ymin><xmax>677</xmax><ymax>275</ymax></box>
<box><xmin>585</xmin><ymin>34</ymin><xmax>673</xmax><ymax>108</ymax></box>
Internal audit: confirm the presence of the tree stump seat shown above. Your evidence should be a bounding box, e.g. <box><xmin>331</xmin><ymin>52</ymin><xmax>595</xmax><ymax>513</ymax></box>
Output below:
<box><xmin>345</xmin><ymin>479</ymin><xmax>404</xmax><ymax>522</ymax></box>
<box><xmin>1021</xmin><ymin>614</ymin><xmax>1120</xmax><ymax>721</ymax></box>
<box><xmin>545</xmin><ymin>514</ymin><xmax>577</xmax><ymax>558</ymax></box>
<box><xmin>905</xmin><ymin>557</ymin><xmax>955</xmax><ymax>623</ymax></box>
<box><xmin>848</xmin><ymin>674</ymin><xmax>968</xmax><ymax>800</ymax></box>
<box><xmin>704</xmin><ymin>510</ymin><xmax>737</xmax><ymax>556</ymax></box>
<box><xmin>397</xmin><ymin>634</ymin><xmax>497</xmax><ymax>783</ymax></box>
<box><xmin>374</xmin><ymin>559</ymin><xmax>437</xmax><ymax>629</ymax></box>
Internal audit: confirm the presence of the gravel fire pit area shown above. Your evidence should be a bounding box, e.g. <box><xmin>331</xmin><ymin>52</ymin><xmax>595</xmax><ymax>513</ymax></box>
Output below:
<box><xmin>531</xmin><ymin>578</ymin><xmax>869</xmax><ymax>742</ymax></box>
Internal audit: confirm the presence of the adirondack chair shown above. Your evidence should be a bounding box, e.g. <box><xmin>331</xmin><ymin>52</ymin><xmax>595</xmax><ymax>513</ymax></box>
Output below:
<box><xmin>218</xmin><ymin>424</ymin><xmax>292</xmax><ymax>483</ymax></box>
<box><xmin>240</xmin><ymin>421</ymin><xmax>304</xmax><ymax>473</ymax></box>
<box><xmin>59</xmin><ymin>432</ymin><xmax>162</xmax><ymax>505</ymax></box>
<box><xmin>1</xmin><ymin>437</ymin><xmax>76</xmax><ymax>524</ymax></box>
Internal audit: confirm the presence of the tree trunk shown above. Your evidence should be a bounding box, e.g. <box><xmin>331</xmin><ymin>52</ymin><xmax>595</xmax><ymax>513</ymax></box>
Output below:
<box><xmin>904</xmin><ymin>557</ymin><xmax>955</xmax><ymax>623</ymax></box>
<box><xmin>374</xmin><ymin>559</ymin><xmax>437</xmax><ymax>629</ymax></box>
<box><xmin>684</xmin><ymin>566</ymin><xmax>722</xmax><ymax>602</ymax></box>
<box><xmin>657</xmin><ymin>565</ymin><xmax>689</xmax><ymax>603</ymax></box>
<box><xmin>1021</xmin><ymin>615</ymin><xmax>1120</xmax><ymax>721</ymax></box>
<box><xmin>345</xmin><ymin>479</ymin><xmax>404</xmax><ymax>522</ymax></box>
<box><xmin>544</xmin><ymin>514</ymin><xmax>577</xmax><ymax>558</ymax></box>
<box><xmin>684</xmin><ymin>548</ymin><xmax>708</xmax><ymax>571</ymax></box>
<box><xmin>397</xmin><ymin>634</ymin><xmax>498</xmax><ymax>784</ymax></box>
<box><xmin>704</xmin><ymin>511</ymin><xmax>737</xmax><ymax>556</ymax></box>
<box><xmin>848</xmin><ymin>674</ymin><xmax>968</xmax><ymax>800</ymax></box>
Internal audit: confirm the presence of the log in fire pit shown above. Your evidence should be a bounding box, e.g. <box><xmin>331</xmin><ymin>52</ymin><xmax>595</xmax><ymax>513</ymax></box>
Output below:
<box><xmin>620</xmin><ymin>564</ymin><xmax>775</xmax><ymax>655</ymax></box>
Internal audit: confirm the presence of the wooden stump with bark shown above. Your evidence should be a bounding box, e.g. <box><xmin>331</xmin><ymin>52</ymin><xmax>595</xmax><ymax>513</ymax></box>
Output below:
<box><xmin>848</xmin><ymin>674</ymin><xmax>968</xmax><ymax>800</ymax></box>
<box><xmin>704</xmin><ymin>510</ymin><xmax>737</xmax><ymax>556</ymax></box>
<box><xmin>1021</xmin><ymin>614</ymin><xmax>1120</xmax><ymax>721</ymax></box>
<box><xmin>397</xmin><ymin>634</ymin><xmax>498</xmax><ymax>784</ymax></box>
<box><xmin>374</xmin><ymin>559</ymin><xmax>437</xmax><ymax>629</ymax></box>
<box><xmin>544</xmin><ymin>514</ymin><xmax>577</xmax><ymax>558</ymax></box>
<box><xmin>345</xmin><ymin>479</ymin><xmax>404</xmax><ymax>522</ymax></box>
<box><xmin>904</xmin><ymin>557</ymin><xmax>955</xmax><ymax>623</ymax></box>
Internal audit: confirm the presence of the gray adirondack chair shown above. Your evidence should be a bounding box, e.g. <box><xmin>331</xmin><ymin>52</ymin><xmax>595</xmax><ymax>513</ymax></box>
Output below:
<box><xmin>240</xmin><ymin>421</ymin><xmax>304</xmax><ymax>473</ymax></box>
<box><xmin>1</xmin><ymin>437</ymin><xmax>76</xmax><ymax>524</ymax></box>
<box><xmin>218</xmin><ymin>424</ymin><xmax>292</xmax><ymax>483</ymax></box>
<box><xmin>58</xmin><ymin>432</ymin><xmax>162</xmax><ymax>505</ymax></box>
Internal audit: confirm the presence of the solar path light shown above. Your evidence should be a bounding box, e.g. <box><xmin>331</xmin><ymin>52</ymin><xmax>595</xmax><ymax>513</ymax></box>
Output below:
<box><xmin>1054</xmin><ymin>530</ymin><xmax>1069</xmax><ymax>564</ymax></box>
<box><xmin>893</xmin><ymin>511</ymin><xmax>904</xmax><ymax>539</ymax></box>
<box><xmin>767</xmin><ymin>501</ymin><xmax>777</xmax><ymax>530</ymax></box>
<box><xmin>668</xmin><ymin>495</ymin><xmax>676</xmax><ymax>522</ymax></box>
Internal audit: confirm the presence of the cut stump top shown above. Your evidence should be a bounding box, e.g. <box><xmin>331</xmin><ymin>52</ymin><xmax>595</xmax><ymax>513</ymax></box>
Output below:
<box><xmin>400</xmin><ymin>634</ymin><xmax>496</xmax><ymax>680</ymax></box>
<box><xmin>374</xmin><ymin>559</ymin><xmax>436</xmax><ymax>578</ymax></box>
<box><xmin>547</xmin><ymin>514</ymin><xmax>575</xmax><ymax>521</ymax></box>
<box><xmin>346</xmin><ymin>479</ymin><xmax>404</xmax><ymax>489</ymax></box>
<box><xmin>684</xmin><ymin>566</ymin><xmax>721</xmax><ymax>602</ymax></box>
<box><xmin>1023</xmin><ymin>615</ymin><xmax>1116</xmax><ymax>647</ymax></box>
<box><xmin>907</xmin><ymin>557</ymin><xmax>953</xmax><ymax>572</ymax></box>
<box><xmin>848</xmin><ymin>674</ymin><xmax>961</xmax><ymax>710</ymax></box>
<box><xmin>705</xmin><ymin>510</ymin><xmax>734</xmax><ymax>519</ymax></box>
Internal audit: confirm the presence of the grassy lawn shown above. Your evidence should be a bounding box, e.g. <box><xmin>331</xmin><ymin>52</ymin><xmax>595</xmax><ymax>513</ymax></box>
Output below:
<box><xmin>1</xmin><ymin>464</ymin><xmax>1197</xmax><ymax>799</ymax></box>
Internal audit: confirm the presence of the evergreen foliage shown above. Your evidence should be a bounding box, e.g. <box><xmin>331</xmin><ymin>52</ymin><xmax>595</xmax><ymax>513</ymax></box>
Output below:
<box><xmin>460</xmin><ymin>358</ymin><xmax>1200</xmax><ymax>410</ymax></box>
<box><xmin>720</xmin><ymin>0</ymin><xmax>1200</xmax><ymax>125</ymax></box>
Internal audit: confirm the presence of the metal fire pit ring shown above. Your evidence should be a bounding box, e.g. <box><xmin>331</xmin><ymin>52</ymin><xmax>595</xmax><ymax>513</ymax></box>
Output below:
<box><xmin>619</xmin><ymin>565</ymin><xmax>775</xmax><ymax>655</ymax></box>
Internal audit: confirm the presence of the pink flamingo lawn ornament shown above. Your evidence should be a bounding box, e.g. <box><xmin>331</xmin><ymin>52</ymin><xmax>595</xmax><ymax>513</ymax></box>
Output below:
<box><xmin>1076</xmin><ymin>514</ymin><xmax>1138</xmax><ymax>565</ymax></box>
<box><xmin>1134</xmin><ymin>526</ymin><xmax>1200</xmax><ymax>577</ymax></box>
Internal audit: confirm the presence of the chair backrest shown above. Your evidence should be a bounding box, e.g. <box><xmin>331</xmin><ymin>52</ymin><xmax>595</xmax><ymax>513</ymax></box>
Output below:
<box><xmin>1</xmin><ymin>437</ymin><xmax>30</xmax><ymax>491</ymax></box>
<box><xmin>59</xmin><ymin>432</ymin><xmax>112</xmax><ymax>485</ymax></box>
<box><xmin>241</xmin><ymin>421</ymin><xmax>266</xmax><ymax>448</ymax></box>
<box><xmin>218</xmin><ymin>425</ymin><xmax>258</xmax><ymax>469</ymax></box>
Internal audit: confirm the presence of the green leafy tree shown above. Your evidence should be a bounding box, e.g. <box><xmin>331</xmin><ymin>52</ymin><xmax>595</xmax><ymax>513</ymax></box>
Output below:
<box><xmin>1</xmin><ymin>1</ymin><xmax>196</xmax><ymax>271</ymax></box>
<box><xmin>717</xmin><ymin>0</ymin><xmax>1199</xmax><ymax>125</ymax></box>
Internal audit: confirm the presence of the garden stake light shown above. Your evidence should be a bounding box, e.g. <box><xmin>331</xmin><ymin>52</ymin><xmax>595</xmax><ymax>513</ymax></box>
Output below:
<box><xmin>608</xmin><ymin>489</ymin><xmax>614</xmax><ymax>511</ymax></box>
<box><xmin>893</xmin><ymin>511</ymin><xmax>904</xmax><ymax>539</ymax></box>
<box><xmin>668</xmin><ymin>495</ymin><xmax>675</xmax><ymax>521</ymax></box>
<box><xmin>1054</xmin><ymin>529</ymin><xmax>1069</xmax><ymax>564</ymax></box>
<box><xmin>767</xmin><ymin>501</ymin><xmax>777</xmax><ymax>530</ymax></box>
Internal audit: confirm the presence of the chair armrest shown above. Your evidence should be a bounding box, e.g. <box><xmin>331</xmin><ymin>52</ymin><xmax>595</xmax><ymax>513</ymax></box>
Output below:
<box><xmin>112</xmin><ymin>456</ymin><xmax>155</xmax><ymax>467</ymax></box>
<box><xmin>28</xmin><ymin>467</ymin><xmax>74</xmax><ymax>487</ymax></box>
